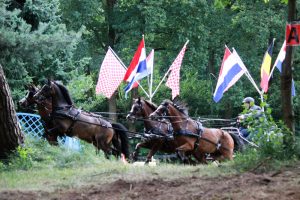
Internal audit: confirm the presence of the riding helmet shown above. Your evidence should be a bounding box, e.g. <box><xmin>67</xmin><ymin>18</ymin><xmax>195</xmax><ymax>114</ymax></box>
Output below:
<box><xmin>242</xmin><ymin>97</ymin><xmax>255</xmax><ymax>104</ymax></box>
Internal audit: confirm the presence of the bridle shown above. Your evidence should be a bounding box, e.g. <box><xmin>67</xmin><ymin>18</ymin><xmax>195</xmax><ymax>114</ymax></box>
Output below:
<box><xmin>34</xmin><ymin>84</ymin><xmax>52</xmax><ymax>103</ymax></box>
<box><xmin>154</xmin><ymin>102</ymin><xmax>190</xmax><ymax>124</ymax></box>
<box><xmin>128</xmin><ymin>102</ymin><xmax>143</xmax><ymax>117</ymax></box>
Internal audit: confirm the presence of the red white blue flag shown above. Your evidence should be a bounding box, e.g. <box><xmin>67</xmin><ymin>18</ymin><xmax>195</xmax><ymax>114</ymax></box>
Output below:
<box><xmin>213</xmin><ymin>46</ymin><xmax>247</xmax><ymax>102</ymax></box>
<box><xmin>273</xmin><ymin>41</ymin><xmax>296</xmax><ymax>96</ymax></box>
<box><xmin>124</xmin><ymin>38</ymin><xmax>147</xmax><ymax>96</ymax></box>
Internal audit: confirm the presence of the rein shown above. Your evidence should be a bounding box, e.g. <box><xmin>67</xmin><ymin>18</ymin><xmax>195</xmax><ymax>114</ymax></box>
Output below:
<box><xmin>51</xmin><ymin>107</ymin><xmax>147</xmax><ymax>137</ymax></box>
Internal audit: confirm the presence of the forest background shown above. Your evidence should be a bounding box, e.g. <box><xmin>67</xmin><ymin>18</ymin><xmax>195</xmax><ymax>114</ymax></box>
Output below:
<box><xmin>1</xmin><ymin>0</ymin><xmax>299</xmax><ymax>131</ymax></box>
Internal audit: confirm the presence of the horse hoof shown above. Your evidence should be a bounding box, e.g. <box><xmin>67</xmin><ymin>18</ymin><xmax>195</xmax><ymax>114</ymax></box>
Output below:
<box><xmin>144</xmin><ymin>160</ymin><xmax>150</xmax><ymax>165</ymax></box>
<box><xmin>212</xmin><ymin>160</ymin><xmax>220</xmax><ymax>167</ymax></box>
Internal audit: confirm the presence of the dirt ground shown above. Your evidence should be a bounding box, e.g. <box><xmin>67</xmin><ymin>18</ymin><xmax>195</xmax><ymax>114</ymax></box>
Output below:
<box><xmin>1</xmin><ymin>165</ymin><xmax>300</xmax><ymax>200</ymax></box>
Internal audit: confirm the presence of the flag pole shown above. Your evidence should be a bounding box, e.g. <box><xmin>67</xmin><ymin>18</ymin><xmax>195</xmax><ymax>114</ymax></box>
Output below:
<box><xmin>149</xmin><ymin>49</ymin><xmax>154</xmax><ymax>102</ymax></box>
<box><xmin>108</xmin><ymin>46</ymin><xmax>150</xmax><ymax>98</ymax></box>
<box><xmin>244</xmin><ymin>71</ymin><xmax>264</xmax><ymax>110</ymax></box>
<box><xmin>268</xmin><ymin>64</ymin><xmax>277</xmax><ymax>82</ymax></box>
<box><xmin>143</xmin><ymin>34</ymin><xmax>151</xmax><ymax>99</ymax></box>
<box><xmin>152</xmin><ymin>40</ymin><xmax>189</xmax><ymax>98</ymax></box>
<box><xmin>259</xmin><ymin>38</ymin><xmax>275</xmax><ymax>110</ymax></box>
<box><xmin>267</xmin><ymin>38</ymin><xmax>276</xmax><ymax>82</ymax></box>
<box><xmin>233</xmin><ymin>47</ymin><xmax>264</xmax><ymax>109</ymax></box>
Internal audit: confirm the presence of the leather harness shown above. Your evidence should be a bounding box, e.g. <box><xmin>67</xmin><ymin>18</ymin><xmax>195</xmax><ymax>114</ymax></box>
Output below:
<box><xmin>174</xmin><ymin>120</ymin><xmax>227</xmax><ymax>152</ymax></box>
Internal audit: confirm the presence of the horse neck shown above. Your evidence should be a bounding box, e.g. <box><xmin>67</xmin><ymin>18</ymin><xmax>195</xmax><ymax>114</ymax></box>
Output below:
<box><xmin>37</xmin><ymin>101</ymin><xmax>52</xmax><ymax>118</ymax></box>
<box><xmin>142</xmin><ymin>103</ymin><xmax>158</xmax><ymax>131</ymax></box>
<box><xmin>168</xmin><ymin>106</ymin><xmax>188</xmax><ymax>131</ymax></box>
<box><xmin>52</xmin><ymin>85</ymin><xmax>71</xmax><ymax>109</ymax></box>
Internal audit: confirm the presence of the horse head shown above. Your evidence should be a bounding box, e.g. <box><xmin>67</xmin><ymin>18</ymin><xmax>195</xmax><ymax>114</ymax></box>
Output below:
<box><xmin>127</xmin><ymin>97</ymin><xmax>159</xmax><ymax>122</ymax></box>
<box><xmin>33</xmin><ymin>80</ymin><xmax>54</xmax><ymax>103</ymax></box>
<box><xmin>34</xmin><ymin>80</ymin><xmax>73</xmax><ymax>109</ymax></box>
<box><xmin>127</xmin><ymin>97</ymin><xmax>144</xmax><ymax>122</ymax></box>
<box><xmin>150</xmin><ymin>99</ymin><xmax>188</xmax><ymax>121</ymax></box>
<box><xmin>19</xmin><ymin>84</ymin><xmax>39</xmax><ymax>107</ymax></box>
<box><xmin>149</xmin><ymin>100</ymin><xmax>171</xmax><ymax>120</ymax></box>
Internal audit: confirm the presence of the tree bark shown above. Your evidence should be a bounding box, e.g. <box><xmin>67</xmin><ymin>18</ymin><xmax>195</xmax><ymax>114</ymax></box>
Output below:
<box><xmin>104</xmin><ymin>0</ymin><xmax>118</xmax><ymax>122</ymax></box>
<box><xmin>281</xmin><ymin>0</ymin><xmax>295</xmax><ymax>133</ymax></box>
<box><xmin>0</xmin><ymin>65</ymin><xmax>24</xmax><ymax>160</ymax></box>
<box><xmin>108</xmin><ymin>91</ymin><xmax>117</xmax><ymax>122</ymax></box>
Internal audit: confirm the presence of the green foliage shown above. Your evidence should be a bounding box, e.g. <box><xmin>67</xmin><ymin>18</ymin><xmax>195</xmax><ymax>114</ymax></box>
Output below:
<box><xmin>1</xmin><ymin>0</ymin><xmax>297</xmax><ymax>130</ymax></box>
<box><xmin>241</xmin><ymin>100</ymin><xmax>297</xmax><ymax>160</ymax></box>
<box><xmin>0</xmin><ymin>0</ymin><xmax>85</xmax><ymax>101</ymax></box>
<box><xmin>0</xmin><ymin>135</ymin><xmax>109</xmax><ymax>172</ymax></box>
<box><xmin>66</xmin><ymin>73</ymin><xmax>106</xmax><ymax>111</ymax></box>
<box><xmin>1</xmin><ymin>146</ymin><xmax>34</xmax><ymax>171</ymax></box>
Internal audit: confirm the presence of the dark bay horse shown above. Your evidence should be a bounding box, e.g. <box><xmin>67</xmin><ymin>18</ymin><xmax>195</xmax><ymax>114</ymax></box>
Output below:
<box><xmin>33</xmin><ymin>80</ymin><xmax>129</xmax><ymax>159</ymax></box>
<box><xmin>127</xmin><ymin>97</ymin><xmax>179</xmax><ymax>163</ymax></box>
<box><xmin>150</xmin><ymin>99</ymin><xmax>236</xmax><ymax>163</ymax></box>
<box><xmin>18</xmin><ymin>84</ymin><xmax>61</xmax><ymax>145</ymax></box>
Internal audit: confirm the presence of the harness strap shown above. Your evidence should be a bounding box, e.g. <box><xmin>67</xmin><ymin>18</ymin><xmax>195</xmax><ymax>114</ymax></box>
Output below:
<box><xmin>175</xmin><ymin>121</ymin><xmax>231</xmax><ymax>152</ymax></box>
<box><xmin>193</xmin><ymin>121</ymin><xmax>203</xmax><ymax>151</ymax></box>
<box><xmin>65</xmin><ymin>110</ymin><xmax>81</xmax><ymax>136</ymax></box>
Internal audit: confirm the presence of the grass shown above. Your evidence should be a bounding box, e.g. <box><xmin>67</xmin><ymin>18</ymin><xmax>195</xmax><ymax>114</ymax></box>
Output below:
<box><xmin>1</xmin><ymin>135</ymin><xmax>299</xmax><ymax>192</ymax></box>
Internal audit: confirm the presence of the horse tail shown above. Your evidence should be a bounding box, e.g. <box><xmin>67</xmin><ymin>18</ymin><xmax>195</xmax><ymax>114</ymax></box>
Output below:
<box><xmin>111</xmin><ymin>122</ymin><xmax>130</xmax><ymax>159</ymax></box>
<box><xmin>228</xmin><ymin>132</ymin><xmax>245</xmax><ymax>152</ymax></box>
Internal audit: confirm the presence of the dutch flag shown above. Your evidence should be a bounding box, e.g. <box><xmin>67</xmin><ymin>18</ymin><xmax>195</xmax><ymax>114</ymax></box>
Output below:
<box><xmin>273</xmin><ymin>41</ymin><xmax>296</xmax><ymax>96</ymax></box>
<box><xmin>123</xmin><ymin>38</ymin><xmax>153</xmax><ymax>97</ymax></box>
<box><xmin>213</xmin><ymin>46</ymin><xmax>247</xmax><ymax>103</ymax></box>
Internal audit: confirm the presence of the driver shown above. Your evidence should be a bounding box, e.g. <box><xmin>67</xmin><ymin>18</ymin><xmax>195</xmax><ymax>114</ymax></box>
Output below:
<box><xmin>238</xmin><ymin>97</ymin><xmax>263</xmax><ymax>138</ymax></box>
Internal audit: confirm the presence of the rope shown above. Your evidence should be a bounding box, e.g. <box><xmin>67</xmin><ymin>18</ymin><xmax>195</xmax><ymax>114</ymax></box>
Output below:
<box><xmin>91</xmin><ymin>111</ymin><xmax>237</xmax><ymax>123</ymax></box>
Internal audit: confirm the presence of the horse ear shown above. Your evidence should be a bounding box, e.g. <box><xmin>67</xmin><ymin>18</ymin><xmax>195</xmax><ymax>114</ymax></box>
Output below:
<box><xmin>173</xmin><ymin>96</ymin><xmax>179</xmax><ymax>104</ymax></box>
<box><xmin>47</xmin><ymin>79</ymin><xmax>51</xmax><ymax>85</ymax></box>
<box><xmin>138</xmin><ymin>96</ymin><xmax>141</xmax><ymax>103</ymax></box>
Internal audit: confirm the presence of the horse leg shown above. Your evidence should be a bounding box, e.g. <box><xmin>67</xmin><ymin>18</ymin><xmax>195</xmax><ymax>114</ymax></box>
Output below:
<box><xmin>145</xmin><ymin>141</ymin><xmax>162</xmax><ymax>164</ymax></box>
<box><xmin>176</xmin><ymin>150</ymin><xmax>190</xmax><ymax>164</ymax></box>
<box><xmin>132</xmin><ymin>141</ymin><xmax>152</xmax><ymax>162</ymax></box>
<box><xmin>193</xmin><ymin>151</ymin><xmax>207</xmax><ymax>164</ymax></box>
<box><xmin>100</xmin><ymin>137</ymin><xmax>113</xmax><ymax>160</ymax></box>
<box><xmin>176</xmin><ymin>143</ymin><xmax>193</xmax><ymax>164</ymax></box>
<box><xmin>92</xmin><ymin>136</ymin><xmax>100</xmax><ymax>155</ymax></box>
<box><xmin>111</xmin><ymin>134</ymin><xmax>121</xmax><ymax>158</ymax></box>
<box><xmin>132</xmin><ymin>143</ymin><xmax>142</xmax><ymax>162</ymax></box>
<box><xmin>216</xmin><ymin>132</ymin><xmax>234</xmax><ymax>162</ymax></box>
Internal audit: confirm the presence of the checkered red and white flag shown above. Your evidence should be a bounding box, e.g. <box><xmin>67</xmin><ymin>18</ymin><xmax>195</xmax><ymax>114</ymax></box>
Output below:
<box><xmin>96</xmin><ymin>48</ymin><xmax>126</xmax><ymax>98</ymax></box>
<box><xmin>165</xmin><ymin>43</ymin><xmax>188</xmax><ymax>99</ymax></box>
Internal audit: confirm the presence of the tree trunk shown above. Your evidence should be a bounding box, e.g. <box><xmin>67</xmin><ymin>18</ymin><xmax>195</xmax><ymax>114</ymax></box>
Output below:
<box><xmin>108</xmin><ymin>91</ymin><xmax>117</xmax><ymax>122</ymax></box>
<box><xmin>128</xmin><ymin>88</ymin><xmax>138</xmax><ymax>132</ymax></box>
<box><xmin>104</xmin><ymin>0</ymin><xmax>118</xmax><ymax>122</ymax></box>
<box><xmin>207</xmin><ymin>49</ymin><xmax>215</xmax><ymax>75</ymax></box>
<box><xmin>0</xmin><ymin>65</ymin><xmax>24</xmax><ymax>159</ymax></box>
<box><xmin>281</xmin><ymin>0</ymin><xmax>295</xmax><ymax>133</ymax></box>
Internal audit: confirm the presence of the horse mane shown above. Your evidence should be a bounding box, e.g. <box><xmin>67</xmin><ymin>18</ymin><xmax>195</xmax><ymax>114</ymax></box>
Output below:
<box><xmin>162</xmin><ymin>99</ymin><xmax>189</xmax><ymax>116</ymax></box>
<box><xmin>143</xmin><ymin>99</ymin><xmax>157</xmax><ymax>111</ymax></box>
<box><xmin>54</xmin><ymin>81</ymin><xmax>73</xmax><ymax>105</ymax></box>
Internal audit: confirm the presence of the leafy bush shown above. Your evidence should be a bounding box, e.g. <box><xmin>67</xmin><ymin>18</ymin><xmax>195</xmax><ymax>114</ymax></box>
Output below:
<box><xmin>67</xmin><ymin>73</ymin><xmax>107</xmax><ymax>111</ymax></box>
<box><xmin>231</xmin><ymin>98</ymin><xmax>299</xmax><ymax>171</ymax></box>
<box><xmin>0</xmin><ymin>135</ymin><xmax>107</xmax><ymax>172</ymax></box>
